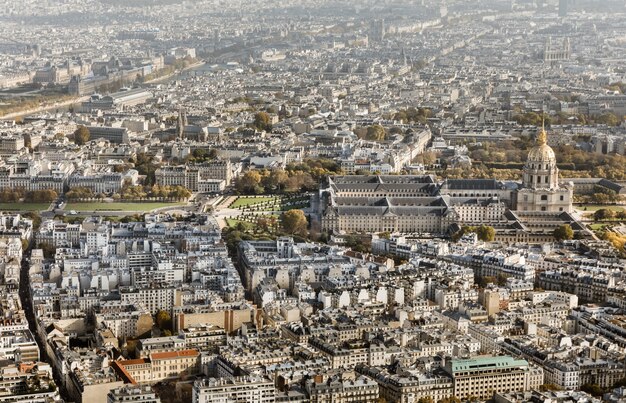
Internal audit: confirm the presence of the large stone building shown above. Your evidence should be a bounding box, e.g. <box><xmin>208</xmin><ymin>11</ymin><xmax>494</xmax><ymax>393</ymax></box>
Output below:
<box><xmin>320</xmin><ymin>176</ymin><xmax>509</xmax><ymax>235</ymax></box>
<box><xmin>320</xmin><ymin>129</ymin><xmax>577</xmax><ymax>241</ymax></box>
<box><xmin>155</xmin><ymin>160</ymin><xmax>231</xmax><ymax>192</ymax></box>
<box><xmin>443</xmin><ymin>356</ymin><xmax>542</xmax><ymax>400</ymax></box>
<box><xmin>516</xmin><ymin>128</ymin><xmax>573</xmax><ymax>213</ymax></box>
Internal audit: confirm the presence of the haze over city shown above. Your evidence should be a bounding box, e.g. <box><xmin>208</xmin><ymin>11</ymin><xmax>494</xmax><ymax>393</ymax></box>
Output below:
<box><xmin>0</xmin><ymin>1</ymin><xmax>625</xmax><ymax>402</ymax></box>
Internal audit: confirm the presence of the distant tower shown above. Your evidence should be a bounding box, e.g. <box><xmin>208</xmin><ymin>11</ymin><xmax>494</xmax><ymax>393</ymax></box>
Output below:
<box><xmin>371</xmin><ymin>19</ymin><xmax>385</xmax><ymax>42</ymax></box>
<box><xmin>559</xmin><ymin>0</ymin><xmax>568</xmax><ymax>17</ymax></box>
<box><xmin>543</xmin><ymin>37</ymin><xmax>571</xmax><ymax>63</ymax></box>
<box><xmin>177</xmin><ymin>107</ymin><xmax>187</xmax><ymax>139</ymax></box>
<box><xmin>440</xmin><ymin>3</ymin><xmax>448</xmax><ymax>18</ymax></box>
<box><xmin>400</xmin><ymin>48</ymin><xmax>408</xmax><ymax>66</ymax></box>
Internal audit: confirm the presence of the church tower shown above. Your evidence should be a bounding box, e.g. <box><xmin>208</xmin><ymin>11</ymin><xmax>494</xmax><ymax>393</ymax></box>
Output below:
<box><xmin>516</xmin><ymin>128</ymin><xmax>573</xmax><ymax>213</ymax></box>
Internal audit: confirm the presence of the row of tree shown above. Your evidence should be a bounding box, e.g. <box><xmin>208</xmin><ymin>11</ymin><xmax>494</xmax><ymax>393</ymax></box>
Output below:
<box><xmin>453</xmin><ymin>225</ymin><xmax>496</xmax><ymax>242</ymax></box>
<box><xmin>236</xmin><ymin>170</ymin><xmax>317</xmax><ymax>195</ymax></box>
<box><xmin>512</xmin><ymin>111</ymin><xmax>622</xmax><ymax>127</ymax></box>
<box><xmin>235</xmin><ymin>158</ymin><xmax>343</xmax><ymax>195</ymax></box>
<box><xmin>185</xmin><ymin>148</ymin><xmax>219</xmax><ymax>163</ymax></box>
<box><xmin>451</xmin><ymin>138</ymin><xmax>626</xmax><ymax>181</ymax></box>
<box><xmin>0</xmin><ymin>188</ymin><xmax>57</xmax><ymax>203</ymax></box>
<box><xmin>67</xmin><ymin>184</ymin><xmax>192</xmax><ymax>201</ymax></box>
<box><xmin>393</xmin><ymin>107</ymin><xmax>433</xmax><ymax>124</ymax></box>
<box><xmin>453</xmin><ymin>224</ymin><xmax>574</xmax><ymax>242</ymax></box>
<box><xmin>66</xmin><ymin>187</ymin><xmax>95</xmax><ymax>201</ymax></box>
<box><xmin>120</xmin><ymin>184</ymin><xmax>191</xmax><ymax>200</ymax></box>
<box><xmin>222</xmin><ymin>210</ymin><xmax>309</xmax><ymax>257</ymax></box>
<box><xmin>593</xmin><ymin>208</ymin><xmax>626</xmax><ymax>221</ymax></box>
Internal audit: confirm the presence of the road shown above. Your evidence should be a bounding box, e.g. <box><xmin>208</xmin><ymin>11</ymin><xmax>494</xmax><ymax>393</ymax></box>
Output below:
<box><xmin>19</xmin><ymin>240</ymin><xmax>71</xmax><ymax>401</ymax></box>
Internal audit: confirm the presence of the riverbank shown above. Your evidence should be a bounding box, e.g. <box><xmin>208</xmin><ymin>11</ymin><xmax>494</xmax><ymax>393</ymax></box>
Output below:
<box><xmin>144</xmin><ymin>60</ymin><xmax>206</xmax><ymax>84</ymax></box>
<box><xmin>0</xmin><ymin>95</ymin><xmax>88</xmax><ymax>120</ymax></box>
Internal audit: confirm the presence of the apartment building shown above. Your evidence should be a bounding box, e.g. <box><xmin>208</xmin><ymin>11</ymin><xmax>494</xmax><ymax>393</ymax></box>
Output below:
<box><xmin>155</xmin><ymin>160</ymin><xmax>232</xmax><ymax>192</ymax></box>
<box><xmin>113</xmin><ymin>349</ymin><xmax>200</xmax><ymax>385</ymax></box>
<box><xmin>119</xmin><ymin>287</ymin><xmax>180</xmax><ymax>314</ymax></box>
<box><xmin>192</xmin><ymin>376</ymin><xmax>275</xmax><ymax>403</ymax></box>
<box><xmin>69</xmin><ymin>172</ymin><xmax>125</xmax><ymax>194</ymax></box>
<box><xmin>305</xmin><ymin>373</ymin><xmax>379</xmax><ymax>403</ymax></box>
<box><xmin>443</xmin><ymin>356</ymin><xmax>534</xmax><ymax>400</ymax></box>
<box><xmin>107</xmin><ymin>385</ymin><xmax>161</xmax><ymax>403</ymax></box>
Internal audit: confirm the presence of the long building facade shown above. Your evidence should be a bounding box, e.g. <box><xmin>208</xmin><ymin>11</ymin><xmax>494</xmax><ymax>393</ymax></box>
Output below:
<box><xmin>320</xmin><ymin>129</ymin><xmax>576</xmax><ymax>239</ymax></box>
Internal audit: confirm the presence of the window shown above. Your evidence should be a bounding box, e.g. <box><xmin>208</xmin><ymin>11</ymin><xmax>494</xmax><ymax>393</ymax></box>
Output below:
<box><xmin>541</xmin><ymin>195</ymin><xmax>548</xmax><ymax>201</ymax></box>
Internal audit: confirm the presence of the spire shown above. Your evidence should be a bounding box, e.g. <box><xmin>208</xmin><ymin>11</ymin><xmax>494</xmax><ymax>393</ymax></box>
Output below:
<box><xmin>537</xmin><ymin>119</ymin><xmax>547</xmax><ymax>145</ymax></box>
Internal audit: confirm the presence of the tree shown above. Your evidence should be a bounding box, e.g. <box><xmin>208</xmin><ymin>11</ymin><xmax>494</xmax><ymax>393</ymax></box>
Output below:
<box><xmin>415</xmin><ymin>151</ymin><xmax>437</xmax><ymax>166</ymax></box>
<box><xmin>366</xmin><ymin>125</ymin><xmax>386</xmax><ymax>141</ymax></box>
<box><xmin>0</xmin><ymin>188</ymin><xmax>24</xmax><ymax>202</ymax></box>
<box><xmin>280</xmin><ymin>209</ymin><xmax>308</xmax><ymax>237</ymax></box>
<box><xmin>253</xmin><ymin>111</ymin><xmax>272</xmax><ymax>131</ymax></box>
<box><xmin>476</xmin><ymin>275</ymin><xmax>497</xmax><ymax>288</ymax></box>
<box><xmin>554</xmin><ymin>224</ymin><xmax>574</xmax><ymax>241</ymax></box>
<box><xmin>264</xmin><ymin>169</ymin><xmax>289</xmax><ymax>193</ymax></box>
<box><xmin>207</xmin><ymin>148</ymin><xmax>219</xmax><ymax>159</ymax></box>
<box><xmin>23</xmin><ymin>211</ymin><xmax>42</xmax><ymax>230</ymax></box>
<box><xmin>24</xmin><ymin>189</ymin><xmax>58</xmax><ymax>203</ymax></box>
<box><xmin>475</xmin><ymin>225</ymin><xmax>495</xmax><ymax>242</ymax></box>
<box><xmin>580</xmin><ymin>383</ymin><xmax>604</xmax><ymax>397</ymax></box>
<box><xmin>453</xmin><ymin>225</ymin><xmax>495</xmax><ymax>242</ymax></box>
<box><xmin>73</xmin><ymin>125</ymin><xmax>90</xmax><ymax>145</ymax></box>
<box><xmin>540</xmin><ymin>384</ymin><xmax>563</xmax><ymax>392</ymax></box>
<box><xmin>66</xmin><ymin>187</ymin><xmax>94</xmax><ymax>201</ymax></box>
<box><xmin>594</xmin><ymin>208</ymin><xmax>615</xmax><ymax>221</ymax></box>
<box><xmin>236</xmin><ymin>171</ymin><xmax>263</xmax><ymax>194</ymax></box>
<box><xmin>155</xmin><ymin>310</ymin><xmax>172</xmax><ymax>331</ymax></box>
<box><xmin>38</xmin><ymin>242</ymin><xmax>56</xmax><ymax>259</ymax></box>
<box><xmin>132</xmin><ymin>152</ymin><xmax>160</xmax><ymax>186</ymax></box>
<box><xmin>601</xmin><ymin>231</ymin><xmax>626</xmax><ymax>256</ymax></box>
<box><xmin>595</xmin><ymin>112</ymin><xmax>620</xmax><ymax>127</ymax></box>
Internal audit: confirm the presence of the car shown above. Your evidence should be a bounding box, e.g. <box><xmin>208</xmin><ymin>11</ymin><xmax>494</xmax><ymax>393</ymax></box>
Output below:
<box><xmin>69</xmin><ymin>210</ymin><xmax>77</xmax><ymax>215</ymax></box>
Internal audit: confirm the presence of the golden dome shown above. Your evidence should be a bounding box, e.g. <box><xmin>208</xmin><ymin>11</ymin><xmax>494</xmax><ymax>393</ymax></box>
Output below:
<box><xmin>527</xmin><ymin>144</ymin><xmax>556</xmax><ymax>162</ymax></box>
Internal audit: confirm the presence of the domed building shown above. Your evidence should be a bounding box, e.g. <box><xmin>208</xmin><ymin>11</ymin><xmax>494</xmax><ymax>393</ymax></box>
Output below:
<box><xmin>516</xmin><ymin>128</ymin><xmax>573</xmax><ymax>213</ymax></box>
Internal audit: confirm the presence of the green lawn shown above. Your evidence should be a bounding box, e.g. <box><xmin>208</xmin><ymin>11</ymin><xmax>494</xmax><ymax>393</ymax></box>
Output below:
<box><xmin>225</xmin><ymin>218</ymin><xmax>252</xmax><ymax>229</ymax></box>
<box><xmin>66</xmin><ymin>202</ymin><xmax>186</xmax><ymax>212</ymax></box>
<box><xmin>589</xmin><ymin>223</ymin><xmax>610</xmax><ymax>231</ymax></box>
<box><xmin>230</xmin><ymin>197</ymin><xmax>275</xmax><ymax>208</ymax></box>
<box><xmin>576</xmin><ymin>205</ymin><xmax>625</xmax><ymax>212</ymax></box>
<box><xmin>0</xmin><ymin>203</ymin><xmax>50</xmax><ymax>211</ymax></box>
